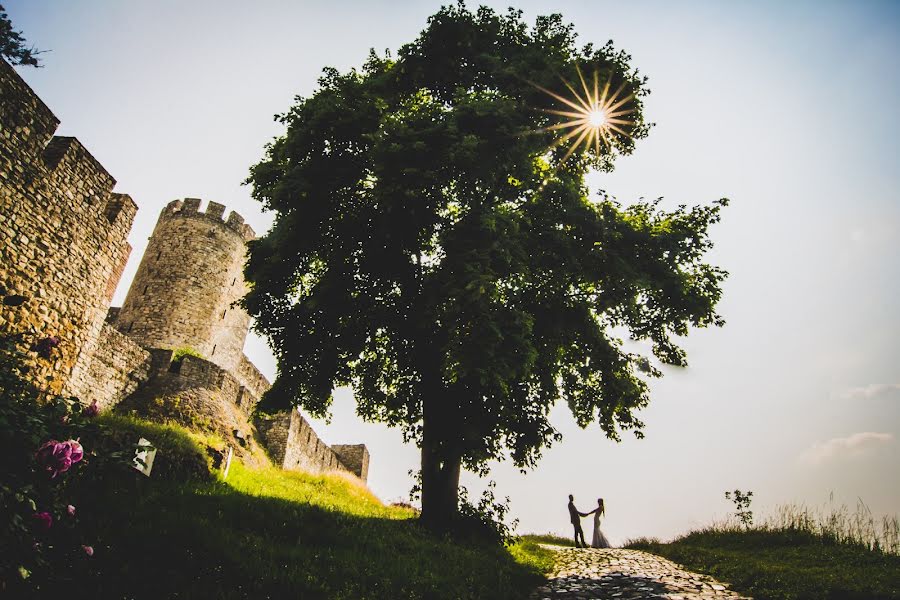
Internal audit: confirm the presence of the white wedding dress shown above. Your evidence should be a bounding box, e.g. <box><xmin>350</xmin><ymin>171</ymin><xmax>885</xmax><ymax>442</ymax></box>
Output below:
<box><xmin>591</xmin><ymin>510</ymin><xmax>611</xmax><ymax>548</ymax></box>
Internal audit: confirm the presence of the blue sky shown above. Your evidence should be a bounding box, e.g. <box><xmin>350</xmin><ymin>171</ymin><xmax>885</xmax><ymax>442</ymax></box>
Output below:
<box><xmin>7</xmin><ymin>0</ymin><xmax>899</xmax><ymax>542</ymax></box>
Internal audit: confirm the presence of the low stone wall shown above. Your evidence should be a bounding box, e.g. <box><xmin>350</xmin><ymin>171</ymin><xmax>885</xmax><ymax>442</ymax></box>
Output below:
<box><xmin>332</xmin><ymin>444</ymin><xmax>370</xmax><ymax>481</ymax></box>
<box><xmin>236</xmin><ymin>353</ymin><xmax>270</xmax><ymax>405</ymax></box>
<box><xmin>255</xmin><ymin>410</ymin><xmax>366</xmax><ymax>480</ymax></box>
<box><xmin>116</xmin><ymin>350</ymin><xmax>268</xmax><ymax>464</ymax></box>
<box><xmin>79</xmin><ymin>323</ymin><xmax>151</xmax><ymax>410</ymax></box>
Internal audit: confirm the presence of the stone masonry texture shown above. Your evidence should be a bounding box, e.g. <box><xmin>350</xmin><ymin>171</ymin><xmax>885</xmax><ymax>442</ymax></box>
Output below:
<box><xmin>332</xmin><ymin>444</ymin><xmax>370</xmax><ymax>481</ymax></box>
<box><xmin>255</xmin><ymin>410</ymin><xmax>366</xmax><ymax>479</ymax></box>
<box><xmin>116</xmin><ymin>198</ymin><xmax>255</xmax><ymax>374</ymax></box>
<box><xmin>79</xmin><ymin>323</ymin><xmax>152</xmax><ymax>411</ymax></box>
<box><xmin>0</xmin><ymin>58</ymin><xmax>369</xmax><ymax>482</ymax></box>
<box><xmin>0</xmin><ymin>58</ymin><xmax>136</xmax><ymax>397</ymax></box>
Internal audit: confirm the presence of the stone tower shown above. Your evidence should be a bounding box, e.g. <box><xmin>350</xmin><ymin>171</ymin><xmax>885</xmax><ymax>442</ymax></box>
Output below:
<box><xmin>116</xmin><ymin>198</ymin><xmax>255</xmax><ymax>372</ymax></box>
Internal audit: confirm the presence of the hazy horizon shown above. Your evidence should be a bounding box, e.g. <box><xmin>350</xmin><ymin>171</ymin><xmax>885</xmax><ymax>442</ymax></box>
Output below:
<box><xmin>7</xmin><ymin>0</ymin><xmax>898</xmax><ymax>543</ymax></box>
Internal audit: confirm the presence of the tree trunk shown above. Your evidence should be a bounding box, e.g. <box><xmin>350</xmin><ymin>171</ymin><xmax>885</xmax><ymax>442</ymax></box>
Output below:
<box><xmin>419</xmin><ymin>407</ymin><xmax>461</xmax><ymax>532</ymax></box>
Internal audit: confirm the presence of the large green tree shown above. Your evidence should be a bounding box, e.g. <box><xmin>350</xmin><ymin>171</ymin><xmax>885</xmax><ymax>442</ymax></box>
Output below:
<box><xmin>245</xmin><ymin>4</ymin><xmax>727</xmax><ymax>531</ymax></box>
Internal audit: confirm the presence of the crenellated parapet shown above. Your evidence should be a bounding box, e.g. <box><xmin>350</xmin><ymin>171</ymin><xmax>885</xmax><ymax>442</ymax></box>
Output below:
<box><xmin>117</xmin><ymin>349</ymin><xmax>268</xmax><ymax>461</ymax></box>
<box><xmin>0</xmin><ymin>57</ymin><xmax>59</xmax><ymax>160</ymax></box>
<box><xmin>161</xmin><ymin>198</ymin><xmax>255</xmax><ymax>242</ymax></box>
<box><xmin>0</xmin><ymin>58</ymin><xmax>137</xmax><ymax>397</ymax></box>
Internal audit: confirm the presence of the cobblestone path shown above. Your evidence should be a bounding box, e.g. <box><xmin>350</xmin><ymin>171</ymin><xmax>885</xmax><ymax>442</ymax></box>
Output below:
<box><xmin>531</xmin><ymin>547</ymin><xmax>751</xmax><ymax>600</ymax></box>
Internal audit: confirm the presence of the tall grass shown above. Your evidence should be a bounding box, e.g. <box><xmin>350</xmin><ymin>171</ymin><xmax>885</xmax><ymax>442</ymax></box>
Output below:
<box><xmin>765</xmin><ymin>498</ymin><xmax>900</xmax><ymax>555</ymax></box>
<box><xmin>695</xmin><ymin>497</ymin><xmax>900</xmax><ymax>556</ymax></box>
<box><xmin>626</xmin><ymin>498</ymin><xmax>900</xmax><ymax>600</ymax></box>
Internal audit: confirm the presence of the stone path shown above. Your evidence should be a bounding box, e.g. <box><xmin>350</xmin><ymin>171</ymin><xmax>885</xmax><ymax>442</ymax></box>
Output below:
<box><xmin>531</xmin><ymin>546</ymin><xmax>751</xmax><ymax>600</ymax></box>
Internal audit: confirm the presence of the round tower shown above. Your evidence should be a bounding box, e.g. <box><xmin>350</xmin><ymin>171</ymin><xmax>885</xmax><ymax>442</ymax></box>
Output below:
<box><xmin>116</xmin><ymin>198</ymin><xmax>256</xmax><ymax>373</ymax></box>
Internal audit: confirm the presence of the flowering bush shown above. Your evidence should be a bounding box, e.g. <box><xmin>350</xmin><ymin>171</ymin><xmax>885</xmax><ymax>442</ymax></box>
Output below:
<box><xmin>0</xmin><ymin>323</ymin><xmax>133</xmax><ymax>592</ymax></box>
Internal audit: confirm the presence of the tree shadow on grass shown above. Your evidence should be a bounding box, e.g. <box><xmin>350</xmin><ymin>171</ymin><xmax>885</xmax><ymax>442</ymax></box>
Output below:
<box><xmin>36</xmin><ymin>476</ymin><xmax>543</xmax><ymax>600</ymax></box>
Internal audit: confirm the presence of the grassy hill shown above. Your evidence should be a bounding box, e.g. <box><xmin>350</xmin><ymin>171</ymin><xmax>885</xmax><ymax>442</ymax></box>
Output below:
<box><xmin>21</xmin><ymin>413</ymin><xmax>899</xmax><ymax>600</ymax></box>
<box><xmin>26</xmin><ymin>415</ymin><xmax>552</xmax><ymax>599</ymax></box>
<box><xmin>628</xmin><ymin>524</ymin><xmax>900</xmax><ymax>600</ymax></box>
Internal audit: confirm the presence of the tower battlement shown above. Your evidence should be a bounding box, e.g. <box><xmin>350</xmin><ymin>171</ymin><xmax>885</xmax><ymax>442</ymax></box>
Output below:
<box><xmin>161</xmin><ymin>198</ymin><xmax>255</xmax><ymax>241</ymax></box>
<box><xmin>117</xmin><ymin>199</ymin><xmax>255</xmax><ymax>375</ymax></box>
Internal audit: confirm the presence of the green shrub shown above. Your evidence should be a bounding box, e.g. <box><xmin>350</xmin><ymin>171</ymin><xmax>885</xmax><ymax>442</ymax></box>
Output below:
<box><xmin>170</xmin><ymin>346</ymin><xmax>204</xmax><ymax>363</ymax></box>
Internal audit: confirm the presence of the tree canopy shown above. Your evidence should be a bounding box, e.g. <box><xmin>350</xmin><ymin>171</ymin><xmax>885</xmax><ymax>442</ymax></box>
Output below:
<box><xmin>244</xmin><ymin>4</ymin><xmax>727</xmax><ymax>530</ymax></box>
<box><xmin>0</xmin><ymin>4</ymin><xmax>42</xmax><ymax>67</ymax></box>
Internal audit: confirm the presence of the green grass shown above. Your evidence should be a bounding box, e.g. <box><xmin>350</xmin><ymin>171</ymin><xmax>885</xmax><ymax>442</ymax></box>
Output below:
<box><xmin>519</xmin><ymin>533</ymin><xmax>577</xmax><ymax>548</ymax></box>
<box><xmin>38</xmin><ymin>417</ymin><xmax>551</xmax><ymax>599</ymax></box>
<box><xmin>627</xmin><ymin>528</ymin><xmax>900</xmax><ymax>600</ymax></box>
<box><xmin>507</xmin><ymin>536</ymin><xmax>559</xmax><ymax>573</ymax></box>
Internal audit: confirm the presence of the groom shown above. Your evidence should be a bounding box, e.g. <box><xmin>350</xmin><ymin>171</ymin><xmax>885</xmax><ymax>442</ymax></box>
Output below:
<box><xmin>567</xmin><ymin>494</ymin><xmax>589</xmax><ymax>548</ymax></box>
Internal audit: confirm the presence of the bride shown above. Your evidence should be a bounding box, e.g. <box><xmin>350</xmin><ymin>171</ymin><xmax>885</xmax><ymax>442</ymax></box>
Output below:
<box><xmin>590</xmin><ymin>498</ymin><xmax>611</xmax><ymax>548</ymax></box>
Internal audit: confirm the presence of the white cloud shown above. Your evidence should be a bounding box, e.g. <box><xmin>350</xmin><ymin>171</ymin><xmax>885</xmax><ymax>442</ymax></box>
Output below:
<box><xmin>839</xmin><ymin>383</ymin><xmax>900</xmax><ymax>401</ymax></box>
<box><xmin>800</xmin><ymin>432</ymin><xmax>894</xmax><ymax>466</ymax></box>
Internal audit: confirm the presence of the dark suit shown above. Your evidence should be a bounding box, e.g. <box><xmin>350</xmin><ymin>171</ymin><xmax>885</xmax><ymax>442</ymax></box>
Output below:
<box><xmin>568</xmin><ymin>500</ymin><xmax>587</xmax><ymax>547</ymax></box>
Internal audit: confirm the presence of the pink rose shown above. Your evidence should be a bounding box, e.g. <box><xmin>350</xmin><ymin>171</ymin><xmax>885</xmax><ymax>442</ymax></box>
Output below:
<box><xmin>31</xmin><ymin>512</ymin><xmax>52</xmax><ymax>531</ymax></box>
<box><xmin>67</xmin><ymin>504</ymin><xmax>76</xmax><ymax>517</ymax></box>
<box><xmin>66</xmin><ymin>440</ymin><xmax>84</xmax><ymax>464</ymax></box>
<box><xmin>35</xmin><ymin>439</ymin><xmax>84</xmax><ymax>477</ymax></box>
<box><xmin>35</xmin><ymin>440</ymin><xmax>73</xmax><ymax>478</ymax></box>
<box><xmin>82</xmin><ymin>545</ymin><xmax>94</xmax><ymax>557</ymax></box>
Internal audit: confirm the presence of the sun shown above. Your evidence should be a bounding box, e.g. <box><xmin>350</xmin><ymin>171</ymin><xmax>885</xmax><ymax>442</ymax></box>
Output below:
<box><xmin>531</xmin><ymin>65</ymin><xmax>636</xmax><ymax>163</ymax></box>
<box><xmin>587</xmin><ymin>108</ymin><xmax>607</xmax><ymax>127</ymax></box>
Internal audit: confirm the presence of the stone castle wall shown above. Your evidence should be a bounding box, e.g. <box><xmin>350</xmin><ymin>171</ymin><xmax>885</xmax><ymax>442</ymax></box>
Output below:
<box><xmin>0</xmin><ymin>59</ymin><xmax>370</xmax><ymax>482</ymax></box>
<box><xmin>332</xmin><ymin>444</ymin><xmax>370</xmax><ymax>482</ymax></box>
<box><xmin>117</xmin><ymin>349</ymin><xmax>267</xmax><ymax>465</ymax></box>
<box><xmin>255</xmin><ymin>410</ymin><xmax>366</xmax><ymax>479</ymax></box>
<box><xmin>0</xmin><ymin>58</ymin><xmax>136</xmax><ymax>397</ymax></box>
<box><xmin>116</xmin><ymin>198</ymin><xmax>255</xmax><ymax>373</ymax></box>
<box><xmin>79</xmin><ymin>323</ymin><xmax>152</xmax><ymax>411</ymax></box>
<box><xmin>236</xmin><ymin>353</ymin><xmax>270</xmax><ymax>406</ymax></box>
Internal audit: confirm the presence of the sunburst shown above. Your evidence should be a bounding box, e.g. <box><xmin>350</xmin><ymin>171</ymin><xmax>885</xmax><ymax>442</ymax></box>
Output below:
<box><xmin>532</xmin><ymin>65</ymin><xmax>636</xmax><ymax>164</ymax></box>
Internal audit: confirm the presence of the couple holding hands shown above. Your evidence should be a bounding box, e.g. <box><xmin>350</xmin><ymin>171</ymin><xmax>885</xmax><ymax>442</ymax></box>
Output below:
<box><xmin>567</xmin><ymin>494</ymin><xmax>610</xmax><ymax>548</ymax></box>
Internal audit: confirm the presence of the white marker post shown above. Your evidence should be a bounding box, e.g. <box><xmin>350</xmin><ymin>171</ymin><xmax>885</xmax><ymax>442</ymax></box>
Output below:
<box><xmin>221</xmin><ymin>446</ymin><xmax>234</xmax><ymax>480</ymax></box>
<box><xmin>133</xmin><ymin>438</ymin><xmax>157</xmax><ymax>477</ymax></box>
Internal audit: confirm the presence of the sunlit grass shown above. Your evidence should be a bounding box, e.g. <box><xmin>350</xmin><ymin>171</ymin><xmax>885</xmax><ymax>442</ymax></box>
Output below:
<box><xmin>45</xmin><ymin>417</ymin><xmax>550</xmax><ymax>599</ymax></box>
<box><xmin>626</xmin><ymin>500</ymin><xmax>900</xmax><ymax>600</ymax></box>
<box><xmin>518</xmin><ymin>532</ymin><xmax>577</xmax><ymax>548</ymax></box>
<box><xmin>765</xmin><ymin>499</ymin><xmax>900</xmax><ymax>555</ymax></box>
<box><xmin>508</xmin><ymin>536</ymin><xmax>560</xmax><ymax>573</ymax></box>
<box><xmin>224</xmin><ymin>462</ymin><xmax>406</xmax><ymax>520</ymax></box>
